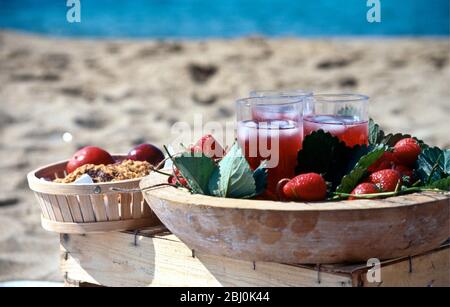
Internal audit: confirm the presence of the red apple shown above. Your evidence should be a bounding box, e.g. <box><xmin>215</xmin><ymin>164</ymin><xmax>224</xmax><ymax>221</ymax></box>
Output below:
<box><xmin>66</xmin><ymin>146</ymin><xmax>115</xmax><ymax>173</ymax></box>
<box><xmin>128</xmin><ymin>144</ymin><xmax>165</xmax><ymax>167</ymax></box>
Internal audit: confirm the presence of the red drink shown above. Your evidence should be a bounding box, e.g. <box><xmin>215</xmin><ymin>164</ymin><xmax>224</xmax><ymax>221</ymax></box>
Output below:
<box><xmin>237</xmin><ymin>119</ymin><xmax>302</xmax><ymax>195</ymax></box>
<box><xmin>303</xmin><ymin>115</ymin><xmax>368</xmax><ymax>147</ymax></box>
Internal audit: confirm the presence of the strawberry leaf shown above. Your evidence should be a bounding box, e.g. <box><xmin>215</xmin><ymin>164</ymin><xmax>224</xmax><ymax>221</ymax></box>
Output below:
<box><xmin>336</xmin><ymin>146</ymin><xmax>386</xmax><ymax>193</ymax></box>
<box><xmin>253</xmin><ymin>160</ymin><xmax>268</xmax><ymax>196</ymax></box>
<box><xmin>415</xmin><ymin>147</ymin><xmax>449</xmax><ymax>184</ymax></box>
<box><xmin>369</xmin><ymin>119</ymin><xmax>428</xmax><ymax>149</ymax></box>
<box><xmin>172</xmin><ymin>153</ymin><xmax>217</xmax><ymax>195</ymax></box>
<box><xmin>369</xmin><ymin>118</ymin><xmax>385</xmax><ymax>145</ymax></box>
<box><xmin>381</xmin><ymin>133</ymin><xmax>427</xmax><ymax>149</ymax></box>
<box><xmin>208</xmin><ymin>143</ymin><xmax>257</xmax><ymax>198</ymax></box>
<box><xmin>296</xmin><ymin>130</ymin><xmax>371</xmax><ymax>190</ymax></box>
<box><xmin>425</xmin><ymin>176</ymin><xmax>450</xmax><ymax>191</ymax></box>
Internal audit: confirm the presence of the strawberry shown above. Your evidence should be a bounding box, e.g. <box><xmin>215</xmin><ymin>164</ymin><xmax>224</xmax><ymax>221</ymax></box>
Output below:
<box><xmin>393</xmin><ymin>138</ymin><xmax>421</xmax><ymax>166</ymax></box>
<box><xmin>394</xmin><ymin>164</ymin><xmax>414</xmax><ymax>185</ymax></box>
<box><xmin>367</xmin><ymin>152</ymin><xmax>398</xmax><ymax>173</ymax></box>
<box><xmin>168</xmin><ymin>168</ymin><xmax>188</xmax><ymax>187</ymax></box>
<box><xmin>282</xmin><ymin>173</ymin><xmax>327</xmax><ymax>201</ymax></box>
<box><xmin>349</xmin><ymin>183</ymin><xmax>380</xmax><ymax>200</ymax></box>
<box><xmin>190</xmin><ymin>134</ymin><xmax>225</xmax><ymax>159</ymax></box>
<box><xmin>369</xmin><ymin>169</ymin><xmax>402</xmax><ymax>192</ymax></box>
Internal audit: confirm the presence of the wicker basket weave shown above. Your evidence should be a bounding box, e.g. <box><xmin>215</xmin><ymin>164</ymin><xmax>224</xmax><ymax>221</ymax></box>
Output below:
<box><xmin>27</xmin><ymin>155</ymin><xmax>160</xmax><ymax>234</ymax></box>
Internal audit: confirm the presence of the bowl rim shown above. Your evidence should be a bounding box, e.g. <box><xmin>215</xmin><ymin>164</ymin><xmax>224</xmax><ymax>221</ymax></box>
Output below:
<box><xmin>27</xmin><ymin>154</ymin><xmax>144</xmax><ymax>195</ymax></box>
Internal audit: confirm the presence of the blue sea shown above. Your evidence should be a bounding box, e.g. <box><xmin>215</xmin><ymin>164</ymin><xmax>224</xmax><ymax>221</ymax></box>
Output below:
<box><xmin>0</xmin><ymin>0</ymin><xmax>448</xmax><ymax>38</ymax></box>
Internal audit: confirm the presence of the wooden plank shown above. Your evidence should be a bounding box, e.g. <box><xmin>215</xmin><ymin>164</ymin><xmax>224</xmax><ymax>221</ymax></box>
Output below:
<box><xmin>354</xmin><ymin>246</ymin><xmax>450</xmax><ymax>287</ymax></box>
<box><xmin>60</xmin><ymin>231</ymin><xmax>352</xmax><ymax>287</ymax></box>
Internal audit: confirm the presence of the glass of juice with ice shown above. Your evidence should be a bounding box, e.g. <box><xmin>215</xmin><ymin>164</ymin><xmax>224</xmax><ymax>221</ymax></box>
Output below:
<box><xmin>236</xmin><ymin>93</ymin><xmax>310</xmax><ymax>197</ymax></box>
<box><xmin>303</xmin><ymin>94</ymin><xmax>369</xmax><ymax>147</ymax></box>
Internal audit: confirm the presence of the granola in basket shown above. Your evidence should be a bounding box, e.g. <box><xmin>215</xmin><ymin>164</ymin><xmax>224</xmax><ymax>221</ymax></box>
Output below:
<box><xmin>54</xmin><ymin>160</ymin><xmax>152</xmax><ymax>183</ymax></box>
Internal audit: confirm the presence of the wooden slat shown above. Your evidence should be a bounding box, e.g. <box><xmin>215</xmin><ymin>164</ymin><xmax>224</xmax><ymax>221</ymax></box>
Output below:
<box><xmin>43</xmin><ymin>217</ymin><xmax>159</xmax><ymax>234</ymax></box>
<box><xmin>78</xmin><ymin>195</ymin><xmax>96</xmax><ymax>222</ymax></box>
<box><xmin>35</xmin><ymin>193</ymin><xmax>50</xmax><ymax>219</ymax></box>
<box><xmin>132</xmin><ymin>192</ymin><xmax>143</xmax><ymax>219</ymax></box>
<box><xmin>67</xmin><ymin>195</ymin><xmax>84</xmax><ymax>223</ymax></box>
<box><xmin>41</xmin><ymin>194</ymin><xmax>57</xmax><ymax>221</ymax></box>
<box><xmin>48</xmin><ymin>194</ymin><xmax>64</xmax><ymax>222</ymax></box>
<box><xmin>120</xmin><ymin>193</ymin><xmax>132</xmax><ymax>220</ymax></box>
<box><xmin>106</xmin><ymin>194</ymin><xmax>120</xmax><ymax>221</ymax></box>
<box><xmin>60</xmin><ymin>231</ymin><xmax>352</xmax><ymax>287</ymax></box>
<box><xmin>91</xmin><ymin>195</ymin><xmax>108</xmax><ymax>222</ymax></box>
<box><xmin>56</xmin><ymin>195</ymin><xmax>74</xmax><ymax>222</ymax></box>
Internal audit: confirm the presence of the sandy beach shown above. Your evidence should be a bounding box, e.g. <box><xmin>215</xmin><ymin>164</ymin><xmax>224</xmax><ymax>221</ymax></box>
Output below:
<box><xmin>0</xmin><ymin>31</ymin><xmax>449</xmax><ymax>282</ymax></box>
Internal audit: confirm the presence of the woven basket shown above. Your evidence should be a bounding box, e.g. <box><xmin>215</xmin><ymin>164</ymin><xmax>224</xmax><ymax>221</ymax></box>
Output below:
<box><xmin>27</xmin><ymin>155</ymin><xmax>160</xmax><ymax>234</ymax></box>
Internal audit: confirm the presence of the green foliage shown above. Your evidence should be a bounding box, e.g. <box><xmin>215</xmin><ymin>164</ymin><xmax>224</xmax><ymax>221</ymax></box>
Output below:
<box><xmin>172</xmin><ymin>143</ymin><xmax>268</xmax><ymax>199</ymax></box>
<box><xmin>416</xmin><ymin>147</ymin><xmax>450</xmax><ymax>184</ymax></box>
<box><xmin>208</xmin><ymin>144</ymin><xmax>257</xmax><ymax>198</ymax></box>
<box><xmin>369</xmin><ymin>118</ymin><xmax>385</xmax><ymax>145</ymax></box>
<box><xmin>172</xmin><ymin>153</ymin><xmax>217</xmax><ymax>195</ymax></box>
<box><xmin>425</xmin><ymin>176</ymin><xmax>450</xmax><ymax>191</ymax></box>
<box><xmin>336</xmin><ymin>146</ymin><xmax>386</xmax><ymax>193</ymax></box>
<box><xmin>296</xmin><ymin>130</ymin><xmax>374</xmax><ymax>190</ymax></box>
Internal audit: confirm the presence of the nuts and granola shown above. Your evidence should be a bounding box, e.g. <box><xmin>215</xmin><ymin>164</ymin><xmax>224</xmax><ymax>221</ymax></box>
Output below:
<box><xmin>55</xmin><ymin>159</ymin><xmax>152</xmax><ymax>183</ymax></box>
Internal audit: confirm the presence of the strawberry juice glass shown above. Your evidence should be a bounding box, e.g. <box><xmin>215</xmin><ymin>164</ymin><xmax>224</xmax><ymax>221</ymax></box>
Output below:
<box><xmin>303</xmin><ymin>94</ymin><xmax>369</xmax><ymax>147</ymax></box>
<box><xmin>236</xmin><ymin>93</ymin><xmax>310</xmax><ymax>197</ymax></box>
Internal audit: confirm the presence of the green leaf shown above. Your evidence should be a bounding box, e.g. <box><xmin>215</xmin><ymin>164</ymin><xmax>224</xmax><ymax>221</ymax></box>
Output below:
<box><xmin>208</xmin><ymin>143</ymin><xmax>257</xmax><ymax>198</ymax></box>
<box><xmin>173</xmin><ymin>153</ymin><xmax>217</xmax><ymax>195</ymax></box>
<box><xmin>368</xmin><ymin>119</ymin><xmax>428</xmax><ymax>149</ymax></box>
<box><xmin>415</xmin><ymin>147</ymin><xmax>449</xmax><ymax>183</ymax></box>
<box><xmin>336</xmin><ymin>146</ymin><xmax>386</xmax><ymax>193</ymax></box>
<box><xmin>425</xmin><ymin>177</ymin><xmax>450</xmax><ymax>191</ymax></box>
<box><xmin>296</xmin><ymin>130</ymin><xmax>370</xmax><ymax>190</ymax></box>
<box><xmin>253</xmin><ymin>160</ymin><xmax>268</xmax><ymax>196</ymax></box>
<box><xmin>381</xmin><ymin>133</ymin><xmax>425</xmax><ymax>148</ymax></box>
<box><xmin>369</xmin><ymin>118</ymin><xmax>385</xmax><ymax>145</ymax></box>
<box><xmin>443</xmin><ymin>150</ymin><xmax>450</xmax><ymax>174</ymax></box>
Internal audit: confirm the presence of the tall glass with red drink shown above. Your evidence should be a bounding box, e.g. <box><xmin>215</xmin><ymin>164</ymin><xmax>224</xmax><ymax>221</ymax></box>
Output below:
<box><xmin>303</xmin><ymin>94</ymin><xmax>369</xmax><ymax>147</ymax></box>
<box><xmin>236</xmin><ymin>93</ymin><xmax>310</xmax><ymax>197</ymax></box>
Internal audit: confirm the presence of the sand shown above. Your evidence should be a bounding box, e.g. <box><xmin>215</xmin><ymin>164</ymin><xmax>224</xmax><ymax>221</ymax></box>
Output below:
<box><xmin>0</xmin><ymin>31</ymin><xmax>449</xmax><ymax>282</ymax></box>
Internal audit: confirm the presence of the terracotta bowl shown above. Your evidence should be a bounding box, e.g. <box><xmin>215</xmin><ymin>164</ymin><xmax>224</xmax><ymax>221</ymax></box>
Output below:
<box><xmin>141</xmin><ymin>171</ymin><xmax>450</xmax><ymax>264</ymax></box>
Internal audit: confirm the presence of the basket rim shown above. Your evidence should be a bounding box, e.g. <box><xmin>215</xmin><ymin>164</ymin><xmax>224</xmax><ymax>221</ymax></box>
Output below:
<box><xmin>27</xmin><ymin>154</ymin><xmax>144</xmax><ymax>195</ymax></box>
<box><xmin>141</xmin><ymin>170</ymin><xmax>450</xmax><ymax>212</ymax></box>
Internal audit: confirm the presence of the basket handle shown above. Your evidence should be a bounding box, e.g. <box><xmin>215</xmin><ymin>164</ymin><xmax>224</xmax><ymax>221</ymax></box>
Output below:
<box><xmin>111</xmin><ymin>183</ymin><xmax>177</xmax><ymax>193</ymax></box>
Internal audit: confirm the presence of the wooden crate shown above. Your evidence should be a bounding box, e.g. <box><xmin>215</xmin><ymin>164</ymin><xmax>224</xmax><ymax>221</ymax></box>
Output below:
<box><xmin>60</xmin><ymin>226</ymin><xmax>449</xmax><ymax>287</ymax></box>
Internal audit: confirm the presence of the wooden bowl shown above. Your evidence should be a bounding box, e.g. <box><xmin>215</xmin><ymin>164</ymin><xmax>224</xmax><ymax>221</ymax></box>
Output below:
<box><xmin>27</xmin><ymin>156</ymin><xmax>160</xmax><ymax>234</ymax></box>
<box><xmin>141</xmin><ymin>171</ymin><xmax>450</xmax><ymax>264</ymax></box>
